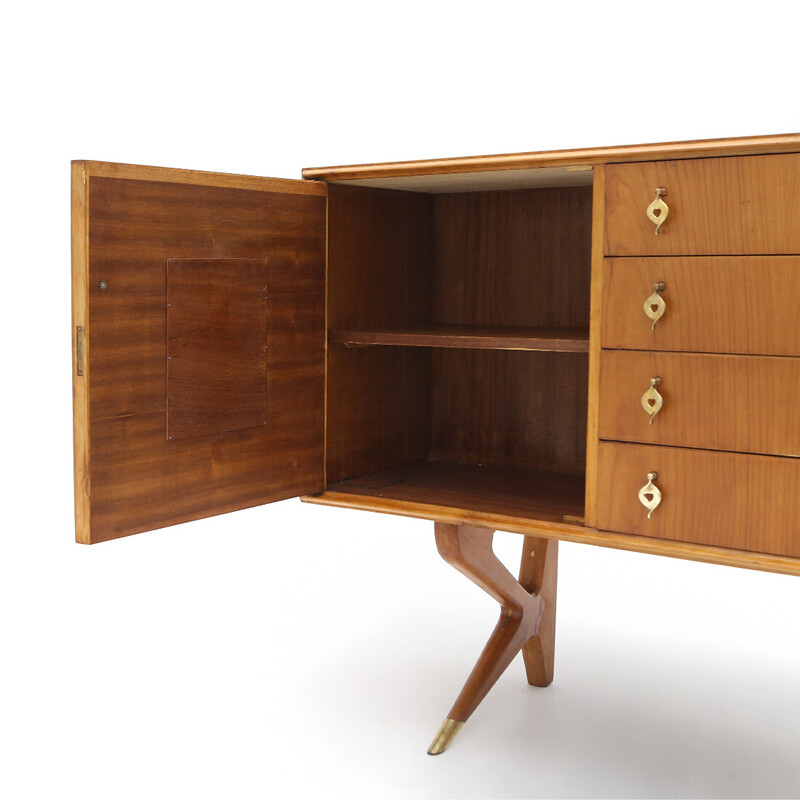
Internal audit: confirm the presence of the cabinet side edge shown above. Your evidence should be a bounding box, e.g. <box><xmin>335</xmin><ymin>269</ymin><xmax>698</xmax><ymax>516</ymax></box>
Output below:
<box><xmin>584</xmin><ymin>165</ymin><xmax>604</xmax><ymax>527</ymax></box>
<box><xmin>72</xmin><ymin>162</ymin><xmax>91</xmax><ymax>544</ymax></box>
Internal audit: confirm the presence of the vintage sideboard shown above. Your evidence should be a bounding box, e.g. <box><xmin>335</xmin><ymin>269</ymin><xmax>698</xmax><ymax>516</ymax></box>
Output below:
<box><xmin>71</xmin><ymin>133</ymin><xmax>800</xmax><ymax>754</ymax></box>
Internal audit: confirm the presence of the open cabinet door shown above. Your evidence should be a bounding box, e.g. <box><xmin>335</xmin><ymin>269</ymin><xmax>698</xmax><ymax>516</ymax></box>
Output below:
<box><xmin>71</xmin><ymin>162</ymin><xmax>327</xmax><ymax>543</ymax></box>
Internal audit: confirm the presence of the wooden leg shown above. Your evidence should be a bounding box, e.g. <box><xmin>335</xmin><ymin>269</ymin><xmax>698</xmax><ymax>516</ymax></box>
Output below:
<box><xmin>519</xmin><ymin>536</ymin><xmax>558</xmax><ymax>687</ymax></box>
<box><xmin>427</xmin><ymin>523</ymin><xmax>558</xmax><ymax>755</ymax></box>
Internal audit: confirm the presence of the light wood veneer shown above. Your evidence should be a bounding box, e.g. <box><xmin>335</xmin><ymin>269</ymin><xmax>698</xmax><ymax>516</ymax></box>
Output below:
<box><xmin>605</xmin><ymin>154</ymin><xmax>800</xmax><ymax>255</ymax></box>
<box><xmin>596</xmin><ymin>442</ymin><xmax>800</xmax><ymax>558</ymax></box>
<box><xmin>598</xmin><ymin>350</ymin><xmax>800</xmax><ymax>456</ymax></box>
<box><xmin>602</xmin><ymin>256</ymin><xmax>800</xmax><ymax>356</ymax></box>
<box><xmin>302</xmin><ymin>133</ymin><xmax>800</xmax><ymax>182</ymax></box>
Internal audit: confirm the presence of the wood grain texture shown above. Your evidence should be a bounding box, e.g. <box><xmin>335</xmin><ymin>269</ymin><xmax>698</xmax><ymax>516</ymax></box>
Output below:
<box><xmin>599</xmin><ymin>351</ymin><xmax>800</xmax><ymax>456</ymax></box>
<box><xmin>605</xmin><ymin>154</ymin><xmax>800</xmax><ymax>255</ymax></box>
<box><xmin>431</xmin><ymin>350</ymin><xmax>588</xmax><ymax>474</ymax></box>
<box><xmin>71</xmin><ymin>162</ymin><xmax>90</xmax><ymax>543</ymax></box>
<box><xmin>425</xmin><ymin>188</ymin><xmax>591</xmax><ymax>476</ymax></box>
<box><xmin>602</xmin><ymin>256</ymin><xmax>800</xmax><ymax>356</ymax></box>
<box><xmin>519</xmin><ymin>536</ymin><xmax>558</xmax><ymax>687</ymax></box>
<box><xmin>303</xmin><ymin>490</ymin><xmax>800</xmax><ymax>576</ymax></box>
<box><xmin>326</xmin><ymin>346</ymin><xmax>431</xmax><ymax>484</ymax></box>
<box><xmin>302</xmin><ymin>133</ymin><xmax>800</xmax><ymax>183</ymax></box>
<box><xmin>82</xmin><ymin>160</ymin><xmax>326</xmax><ymax>195</ymax></box>
<box><xmin>329</xmin><ymin>325</ymin><xmax>589</xmax><ymax>352</ymax></box>
<box><xmin>433</xmin><ymin>187</ymin><xmax>592</xmax><ymax>329</ymax></box>
<box><xmin>584</xmin><ymin>165</ymin><xmax>605</xmax><ymax>529</ymax></box>
<box><xmin>596</xmin><ymin>442</ymin><xmax>800</xmax><ymax>558</ymax></box>
<box><xmin>325</xmin><ymin>460</ymin><xmax>585</xmax><ymax>523</ymax></box>
<box><xmin>166</xmin><ymin>259</ymin><xmax>268</xmax><ymax>440</ymax></box>
<box><xmin>433</xmin><ymin>524</ymin><xmax>550</xmax><ymax>727</ymax></box>
<box><xmin>79</xmin><ymin>169</ymin><xmax>326</xmax><ymax>543</ymax></box>
<box><xmin>326</xmin><ymin>185</ymin><xmax>591</xmax><ymax>482</ymax></box>
<box><xmin>325</xmin><ymin>184</ymin><xmax>433</xmax><ymax>483</ymax></box>
<box><xmin>327</xmin><ymin>184</ymin><xmax>433</xmax><ymax>330</ymax></box>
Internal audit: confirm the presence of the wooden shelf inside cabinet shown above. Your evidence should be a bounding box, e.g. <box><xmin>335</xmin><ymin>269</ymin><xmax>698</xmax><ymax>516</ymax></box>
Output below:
<box><xmin>329</xmin><ymin>325</ymin><xmax>590</xmax><ymax>352</ymax></box>
<box><xmin>319</xmin><ymin>460</ymin><xmax>585</xmax><ymax>525</ymax></box>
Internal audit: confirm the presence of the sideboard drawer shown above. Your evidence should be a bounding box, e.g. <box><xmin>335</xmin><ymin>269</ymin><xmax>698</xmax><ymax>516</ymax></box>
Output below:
<box><xmin>596</xmin><ymin>442</ymin><xmax>800</xmax><ymax>557</ymax></box>
<box><xmin>598</xmin><ymin>351</ymin><xmax>800</xmax><ymax>456</ymax></box>
<box><xmin>605</xmin><ymin>154</ymin><xmax>800</xmax><ymax>256</ymax></box>
<box><xmin>602</xmin><ymin>256</ymin><xmax>800</xmax><ymax>356</ymax></box>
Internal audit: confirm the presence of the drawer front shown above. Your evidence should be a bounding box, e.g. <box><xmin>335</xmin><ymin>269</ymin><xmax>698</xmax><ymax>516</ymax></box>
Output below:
<box><xmin>598</xmin><ymin>351</ymin><xmax>800</xmax><ymax>456</ymax></box>
<box><xmin>596</xmin><ymin>442</ymin><xmax>800</xmax><ymax>557</ymax></box>
<box><xmin>605</xmin><ymin>154</ymin><xmax>800</xmax><ymax>256</ymax></box>
<box><xmin>602</xmin><ymin>256</ymin><xmax>800</xmax><ymax>356</ymax></box>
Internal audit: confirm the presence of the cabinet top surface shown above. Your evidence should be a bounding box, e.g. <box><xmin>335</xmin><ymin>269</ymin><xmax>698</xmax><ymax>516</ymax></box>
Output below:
<box><xmin>302</xmin><ymin>133</ymin><xmax>800</xmax><ymax>187</ymax></box>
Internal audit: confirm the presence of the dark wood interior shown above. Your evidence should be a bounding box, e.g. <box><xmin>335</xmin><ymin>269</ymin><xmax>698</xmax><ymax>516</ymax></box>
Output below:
<box><xmin>327</xmin><ymin>461</ymin><xmax>585</xmax><ymax>525</ymax></box>
<box><xmin>326</xmin><ymin>185</ymin><xmax>433</xmax><ymax>483</ymax></box>
<box><xmin>325</xmin><ymin>182</ymin><xmax>593</xmax><ymax>515</ymax></box>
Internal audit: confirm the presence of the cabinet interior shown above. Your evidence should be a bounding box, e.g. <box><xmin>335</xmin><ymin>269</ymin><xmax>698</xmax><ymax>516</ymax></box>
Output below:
<box><xmin>325</xmin><ymin>173</ymin><xmax>593</xmax><ymax>523</ymax></box>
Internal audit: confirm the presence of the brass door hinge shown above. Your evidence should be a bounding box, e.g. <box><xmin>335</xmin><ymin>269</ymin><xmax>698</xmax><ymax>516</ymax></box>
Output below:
<box><xmin>76</xmin><ymin>326</ymin><xmax>84</xmax><ymax>376</ymax></box>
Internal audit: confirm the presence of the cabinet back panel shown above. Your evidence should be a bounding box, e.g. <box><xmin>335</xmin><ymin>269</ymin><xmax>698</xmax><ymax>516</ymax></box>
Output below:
<box><xmin>430</xmin><ymin>186</ymin><xmax>591</xmax><ymax>475</ymax></box>
<box><xmin>432</xmin><ymin>186</ymin><xmax>592</xmax><ymax>328</ymax></box>
<box><xmin>327</xmin><ymin>183</ymin><xmax>433</xmax><ymax>329</ymax></box>
<box><xmin>430</xmin><ymin>350</ymin><xmax>588</xmax><ymax>475</ymax></box>
<box><xmin>327</xmin><ymin>184</ymin><xmax>592</xmax><ymax>483</ymax></box>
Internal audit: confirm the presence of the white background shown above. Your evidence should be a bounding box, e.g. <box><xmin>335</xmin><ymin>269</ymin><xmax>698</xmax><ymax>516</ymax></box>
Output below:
<box><xmin>2</xmin><ymin>2</ymin><xmax>800</xmax><ymax>798</ymax></box>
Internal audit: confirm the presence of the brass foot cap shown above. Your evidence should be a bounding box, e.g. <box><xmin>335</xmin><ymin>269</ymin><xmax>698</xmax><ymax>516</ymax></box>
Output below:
<box><xmin>427</xmin><ymin>718</ymin><xmax>465</xmax><ymax>756</ymax></box>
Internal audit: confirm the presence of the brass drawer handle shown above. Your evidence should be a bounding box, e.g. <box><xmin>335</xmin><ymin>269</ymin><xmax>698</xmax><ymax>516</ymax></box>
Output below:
<box><xmin>644</xmin><ymin>281</ymin><xmax>666</xmax><ymax>330</ymax></box>
<box><xmin>638</xmin><ymin>472</ymin><xmax>661</xmax><ymax>519</ymax></box>
<box><xmin>641</xmin><ymin>377</ymin><xmax>663</xmax><ymax>424</ymax></box>
<box><xmin>646</xmin><ymin>186</ymin><xmax>669</xmax><ymax>235</ymax></box>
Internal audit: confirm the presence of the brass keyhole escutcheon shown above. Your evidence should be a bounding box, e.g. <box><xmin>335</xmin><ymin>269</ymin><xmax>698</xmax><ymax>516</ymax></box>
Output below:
<box><xmin>644</xmin><ymin>281</ymin><xmax>666</xmax><ymax>330</ymax></box>
<box><xmin>641</xmin><ymin>377</ymin><xmax>663</xmax><ymax>424</ymax></box>
<box><xmin>638</xmin><ymin>471</ymin><xmax>661</xmax><ymax>519</ymax></box>
<box><xmin>646</xmin><ymin>187</ymin><xmax>669</xmax><ymax>235</ymax></box>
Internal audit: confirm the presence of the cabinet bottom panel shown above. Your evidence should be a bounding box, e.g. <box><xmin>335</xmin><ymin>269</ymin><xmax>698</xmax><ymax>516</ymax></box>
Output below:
<box><xmin>596</xmin><ymin>442</ymin><xmax>800</xmax><ymax>558</ymax></box>
<box><xmin>322</xmin><ymin>460</ymin><xmax>585</xmax><ymax>525</ymax></box>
